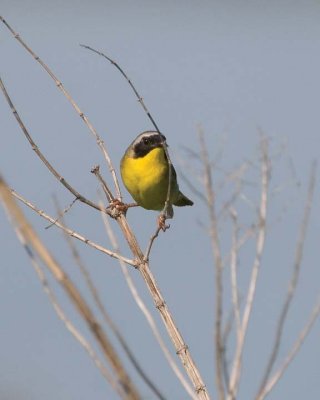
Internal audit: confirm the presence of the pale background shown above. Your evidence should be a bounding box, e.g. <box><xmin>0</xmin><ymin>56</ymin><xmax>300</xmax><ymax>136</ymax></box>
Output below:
<box><xmin>1</xmin><ymin>1</ymin><xmax>320</xmax><ymax>399</ymax></box>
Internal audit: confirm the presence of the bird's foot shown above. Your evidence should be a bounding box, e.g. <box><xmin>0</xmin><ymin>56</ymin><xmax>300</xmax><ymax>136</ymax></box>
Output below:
<box><xmin>109</xmin><ymin>199</ymin><xmax>138</xmax><ymax>215</ymax></box>
<box><xmin>158</xmin><ymin>213</ymin><xmax>170</xmax><ymax>232</ymax></box>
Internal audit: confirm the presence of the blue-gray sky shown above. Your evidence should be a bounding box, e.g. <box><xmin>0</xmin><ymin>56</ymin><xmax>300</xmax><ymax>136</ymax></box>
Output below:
<box><xmin>1</xmin><ymin>2</ymin><xmax>320</xmax><ymax>399</ymax></box>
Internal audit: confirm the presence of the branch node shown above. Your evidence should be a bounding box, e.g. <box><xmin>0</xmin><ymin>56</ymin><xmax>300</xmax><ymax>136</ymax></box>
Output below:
<box><xmin>176</xmin><ymin>344</ymin><xmax>188</xmax><ymax>355</ymax></box>
<box><xmin>91</xmin><ymin>165</ymin><xmax>100</xmax><ymax>174</ymax></box>
<box><xmin>155</xmin><ymin>300</ymin><xmax>166</xmax><ymax>310</ymax></box>
<box><xmin>196</xmin><ymin>384</ymin><xmax>206</xmax><ymax>394</ymax></box>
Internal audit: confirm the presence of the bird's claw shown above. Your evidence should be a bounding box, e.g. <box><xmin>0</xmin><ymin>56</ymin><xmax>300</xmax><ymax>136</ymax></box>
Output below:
<box><xmin>109</xmin><ymin>199</ymin><xmax>129</xmax><ymax>213</ymax></box>
<box><xmin>158</xmin><ymin>214</ymin><xmax>170</xmax><ymax>232</ymax></box>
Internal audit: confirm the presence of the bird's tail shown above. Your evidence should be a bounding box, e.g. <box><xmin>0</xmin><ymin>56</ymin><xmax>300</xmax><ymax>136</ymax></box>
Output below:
<box><xmin>174</xmin><ymin>192</ymin><xmax>194</xmax><ymax>207</ymax></box>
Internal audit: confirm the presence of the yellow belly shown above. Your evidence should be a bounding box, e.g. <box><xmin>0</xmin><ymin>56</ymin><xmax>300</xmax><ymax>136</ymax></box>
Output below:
<box><xmin>120</xmin><ymin>148</ymin><xmax>177</xmax><ymax>210</ymax></box>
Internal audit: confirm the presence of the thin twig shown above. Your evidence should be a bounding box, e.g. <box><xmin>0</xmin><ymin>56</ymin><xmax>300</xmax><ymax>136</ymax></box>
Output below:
<box><xmin>144</xmin><ymin>226</ymin><xmax>162</xmax><ymax>261</ymax></box>
<box><xmin>29</xmin><ymin>255</ymin><xmax>124</xmax><ymax>398</ymax></box>
<box><xmin>0</xmin><ymin>76</ymin><xmax>102</xmax><ymax>212</ymax></box>
<box><xmin>198</xmin><ymin>126</ymin><xmax>224</xmax><ymax>400</ymax></box>
<box><xmin>229</xmin><ymin>208</ymin><xmax>241</xmax><ymax>342</ymax></box>
<box><xmin>45</xmin><ymin>197</ymin><xmax>78</xmax><ymax>229</ymax></box>
<box><xmin>222</xmin><ymin>225</ymin><xmax>257</xmax><ymax>268</ymax></box>
<box><xmin>91</xmin><ymin>165</ymin><xmax>114</xmax><ymax>202</ymax></box>
<box><xmin>11</xmin><ymin>189</ymin><xmax>135</xmax><ymax>267</ymax></box>
<box><xmin>80</xmin><ymin>44</ymin><xmax>173</xmax><ymax>222</ymax></box>
<box><xmin>221</xmin><ymin>309</ymin><xmax>234</xmax><ymax>391</ymax></box>
<box><xmin>257</xmin><ymin>161</ymin><xmax>317</xmax><ymax>398</ymax></box>
<box><xmin>227</xmin><ymin>135</ymin><xmax>269</xmax><ymax>400</ymax></box>
<box><xmin>0</xmin><ymin>16</ymin><xmax>122</xmax><ymax>200</ymax></box>
<box><xmin>256</xmin><ymin>298</ymin><xmax>320</xmax><ymax>400</ymax></box>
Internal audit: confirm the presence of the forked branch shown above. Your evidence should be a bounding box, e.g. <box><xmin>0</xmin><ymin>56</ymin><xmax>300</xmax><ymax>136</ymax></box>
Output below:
<box><xmin>1</xmin><ymin>17</ymin><xmax>210</xmax><ymax>399</ymax></box>
<box><xmin>0</xmin><ymin>16</ymin><xmax>122</xmax><ymax>200</ymax></box>
<box><xmin>0</xmin><ymin>176</ymin><xmax>140</xmax><ymax>400</ymax></box>
<box><xmin>256</xmin><ymin>161</ymin><xmax>317</xmax><ymax>399</ymax></box>
<box><xmin>227</xmin><ymin>135</ymin><xmax>269</xmax><ymax>400</ymax></box>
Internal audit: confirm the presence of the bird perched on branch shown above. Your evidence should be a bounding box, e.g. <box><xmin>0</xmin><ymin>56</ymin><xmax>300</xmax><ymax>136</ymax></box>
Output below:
<box><xmin>120</xmin><ymin>131</ymin><xmax>193</xmax><ymax>223</ymax></box>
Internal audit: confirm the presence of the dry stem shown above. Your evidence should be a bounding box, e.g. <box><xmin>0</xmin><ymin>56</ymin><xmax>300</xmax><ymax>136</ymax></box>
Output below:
<box><xmin>28</xmin><ymin>255</ymin><xmax>123</xmax><ymax>397</ymax></box>
<box><xmin>101</xmin><ymin>208</ymin><xmax>197</xmax><ymax>400</ymax></box>
<box><xmin>57</xmin><ymin>199</ymin><xmax>165</xmax><ymax>400</ymax></box>
<box><xmin>0</xmin><ymin>77</ymin><xmax>102</xmax><ymax>212</ymax></box>
<box><xmin>256</xmin><ymin>161</ymin><xmax>317</xmax><ymax>398</ymax></box>
<box><xmin>256</xmin><ymin>298</ymin><xmax>320</xmax><ymax>400</ymax></box>
<box><xmin>227</xmin><ymin>136</ymin><xmax>269</xmax><ymax>400</ymax></box>
<box><xmin>0</xmin><ymin>176</ymin><xmax>140</xmax><ymax>400</ymax></box>
<box><xmin>198</xmin><ymin>127</ymin><xmax>224</xmax><ymax>400</ymax></box>
<box><xmin>11</xmin><ymin>189</ymin><xmax>135</xmax><ymax>266</ymax></box>
<box><xmin>80</xmin><ymin>44</ymin><xmax>174</xmax><ymax>222</ymax></box>
<box><xmin>0</xmin><ymin>16</ymin><xmax>122</xmax><ymax>201</ymax></box>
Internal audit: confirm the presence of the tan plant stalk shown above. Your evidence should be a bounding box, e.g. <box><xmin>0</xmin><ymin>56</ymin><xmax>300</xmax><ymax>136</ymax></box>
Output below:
<box><xmin>0</xmin><ymin>176</ymin><xmax>141</xmax><ymax>400</ymax></box>
<box><xmin>227</xmin><ymin>136</ymin><xmax>269</xmax><ymax>400</ymax></box>
<box><xmin>198</xmin><ymin>127</ymin><xmax>225</xmax><ymax>400</ymax></box>
<box><xmin>256</xmin><ymin>162</ymin><xmax>317</xmax><ymax>399</ymax></box>
<box><xmin>256</xmin><ymin>298</ymin><xmax>320</xmax><ymax>400</ymax></box>
<box><xmin>100</xmin><ymin>205</ymin><xmax>198</xmax><ymax>400</ymax></box>
<box><xmin>55</xmin><ymin>198</ymin><xmax>166</xmax><ymax>400</ymax></box>
<box><xmin>25</xmin><ymin>255</ymin><xmax>122</xmax><ymax>397</ymax></box>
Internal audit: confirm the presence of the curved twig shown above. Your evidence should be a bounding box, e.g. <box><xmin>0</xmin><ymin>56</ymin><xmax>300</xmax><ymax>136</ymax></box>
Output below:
<box><xmin>0</xmin><ymin>77</ymin><xmax>102</xmax><ymax>212</ymax></box>
<box><xmin>80</xmin><ymin>44</ymin><xmax>173</xmax><ymax>221</ymax></box>
<box><xmin>0</xmin><ymin>16</ymin><xmax>122</xmax><ymax>200</ymax></box>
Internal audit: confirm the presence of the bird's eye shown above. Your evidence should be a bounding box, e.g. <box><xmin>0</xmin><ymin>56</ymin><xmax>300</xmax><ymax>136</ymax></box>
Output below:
<box><xmin>143</xmin><ymin>137</ymin><xmax>149</xmax><ymax>145</ymax></box>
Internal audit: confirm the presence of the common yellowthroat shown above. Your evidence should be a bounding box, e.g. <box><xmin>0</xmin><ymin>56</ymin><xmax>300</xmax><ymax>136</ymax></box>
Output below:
<box><xmin>120</xmin><ymin>131</ymin><xmax>193</xmax><ymax>217</ymax></box>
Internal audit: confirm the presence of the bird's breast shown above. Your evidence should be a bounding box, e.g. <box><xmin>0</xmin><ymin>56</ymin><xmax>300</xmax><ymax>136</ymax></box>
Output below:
<box><xmin>121</xmin><ymin>147</ymin><xmax>169</xmax><ymax>209</ymax></box>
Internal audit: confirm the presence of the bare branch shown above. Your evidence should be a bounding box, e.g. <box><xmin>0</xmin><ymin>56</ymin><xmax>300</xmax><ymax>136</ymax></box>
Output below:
<box><xmin>27</xmin><ymin>255</ymin><xmax>124</xmax><ymax>398</ymax></box>
<box><xmin>11</xmin><ymin>188</ymin><xmax>136</xmax><ymax>266</ymax></box>
<box><xmin>45</xmin><ymin>197</ymin><xmax>78</xmax><ymax>229</ymax></box>
<box><xmin>80</xmin><ymin>44</ymin><xmax>160</xmax><ymax>133</ymax></box>
<box><xmin>198</xmin><ymin>126</ymin><xmax>224</xmax><ymax>400</ymax></box>
<box><xmin>222</xmin><ymin>225</ymin><xmax>257</xmax><ymax>268</ymax></box>
<box><xmin>80</xmin><ymin>44</ymin><xmax>174</xmax><ymax>225</ymax></box>
<box><xmin>227</xmin><ymin>135</ymin><xmax>269</xmax><ymax>400</ymax></box>
<box><xmin>229</xmin><ymin>208</ymin><xmax>241</xmax><ymax>341</ymax></box>
<box><xmin>56</xmin><ymin>198</ymin><xmax>165</xmax><ymax>400</ymax></box>
<box><xmin>0</xmin><ymin>77</ymin><xmax>102</xmax><ymax>212</ymax></box>
<box><xmin>0</xmin><ymin>175</ymin><xmax>140</xmax><ymax>400</ymax></box>
<box><xmin>101</xmin><ymin>206</ymin><xmax>196</xmax><ymax>400</ymax></box>
<box><xmin>102</xmin><ymin>206</ymin><xmax>210</xmax><ymax>398</ymax></box>
<box><xmin>0</xmin><ymin>16</ymin><xmax>122</xmax><ymax>200</ymax></box>
<box><xmin>144</xmin><ymin>226</ymin><xmax>162</xmax><ymax>261</ymax></box>
<box><xmin>257</xmin><ymin>161</ymin><xmax>317</xmax><ymax>398</ymax></box>
<box><xmin>91</xmin><ymin>165</ymin><xmax>114</xmax><ymax>203</ymax></box>
<box><xmin>256</xmin><ymin>298</ymin><xmax>320</xmax><ymax>400</ymax></box>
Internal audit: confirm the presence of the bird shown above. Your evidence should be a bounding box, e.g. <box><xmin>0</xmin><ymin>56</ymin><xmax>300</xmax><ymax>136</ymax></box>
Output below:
<box><xmin>120</xmin><ymin>131</ymin><xmax>193</xmax><ymax>220</ymax></box>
